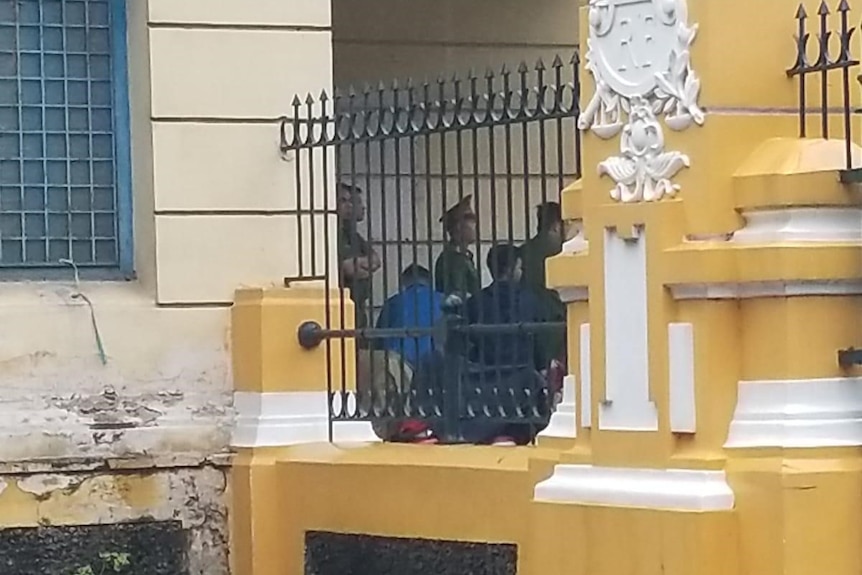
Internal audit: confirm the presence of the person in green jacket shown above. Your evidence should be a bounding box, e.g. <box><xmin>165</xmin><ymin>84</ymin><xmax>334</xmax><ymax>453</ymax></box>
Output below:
<box><xmin>337</xmin><ymin>183</ymin><xmax>380</xmax><ymax>330</ymax></box>
<box><xmin>434</xmin><ymin>195</ymin><xmax>481</xmax><ymax>302</ymax></box>
<box><xmin>520</xmin><ymin>201</ymin><xmax>568</xmax><ymax>361</ymax></box>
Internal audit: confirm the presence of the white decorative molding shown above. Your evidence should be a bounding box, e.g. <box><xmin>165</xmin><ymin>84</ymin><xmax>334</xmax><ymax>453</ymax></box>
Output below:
<box><xmin>232</xmin><ymin>391</ymin><xmax>379</xmax><ymax>448</ymax></box>
<box><xmin>669</xmin><ymin>280</ymin><xmax>862</xmax><ymax>301</ymax></box>
<box><xmin>557</xmin><ymin>286</ymin><xmax>589</xmax><ymax>303</ymax></box>
<box><xmin>601</xmin><ymin>227</ymin><xmax>658</xmax><ymax>431</ymax></box>
<box><xmin>725</xmin><ymin>377</ymin><xmax>862</xmax><ymax>449</ymax></box>
<box><xmin>668</xmin><ymin>323</ymin><xmax>696</xmax><ymax>433</ymax></box>
<box><xmin>555</xmin><ymin>231</ymin><xmax>590</xmax><ymax>302</ymax></box>
<box><xmin>580</xmin><ymin>0</ymin><xmax>704</xmax><ymax>203</ymax></box>
<box><xmin>732</xmin><ymin>207</ymin><xmax>862</xmax><ymax>245</ymax></box>
<box><xmin>534</xmin><ymin>465</ymin><xmax>735</xmax><ymax>511</ymax></box>
<box><xmin>562</xmin><ymin>230</ymin><xmax>589</xmax><ymax>254</ymax></box>
<box><xmin>540</xmin><ymin>375</ymin><xmax>578</xmax><ymax>439</ymax></box>
<box><xmin>580</xmin><ymin>323</ymin><xmax>593</xmax><ymax>428</ymax></box>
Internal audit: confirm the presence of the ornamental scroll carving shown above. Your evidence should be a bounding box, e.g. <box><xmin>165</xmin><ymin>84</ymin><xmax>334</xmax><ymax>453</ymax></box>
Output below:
<box><xmin>578</xmin><ymin>0</ymin><xmax>705</xmax><ymax>203</ymax></box>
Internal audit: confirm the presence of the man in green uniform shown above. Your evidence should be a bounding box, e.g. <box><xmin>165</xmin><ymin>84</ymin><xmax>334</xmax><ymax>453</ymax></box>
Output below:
<box><xmin>520</xmin><ymin>202</ymin><xmax>567</xmax><ymax>361</ymax></box>
<box><xmin>434</xmin><ymin>195</ymin><xmax>481</xmax><ymax>302</ymax></box>
<box><xmin>337</xmin><ymin>183</ymin><xmax>380</xmax><ymax>329</ymax></box>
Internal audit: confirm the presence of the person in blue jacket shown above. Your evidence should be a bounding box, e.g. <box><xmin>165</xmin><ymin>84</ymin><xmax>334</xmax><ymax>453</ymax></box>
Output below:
<box><xmin>375</xmin><ymin>264</ymin><xmax>445</xmax><ymax>367</ymax></box>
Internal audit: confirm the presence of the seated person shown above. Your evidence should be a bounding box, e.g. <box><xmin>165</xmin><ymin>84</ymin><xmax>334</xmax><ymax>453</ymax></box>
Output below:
<box><xmin>459</xmin><ymin>244</ymin><xmax>553</xmax><ymax>445</ymax></box>
<box><xmin>466</xmin><ymin>244</ymin><xmax>549</xmax><ymax>371</ymax></box>
<box><xmin>375</xmin><ymin>264</ymin><xmax>445</xmax><ymax>366</ymax></box>
<box><xmin>359</xmin><ymin>265</ymin><xmax>445</xmax><ymax>444</ymax></box>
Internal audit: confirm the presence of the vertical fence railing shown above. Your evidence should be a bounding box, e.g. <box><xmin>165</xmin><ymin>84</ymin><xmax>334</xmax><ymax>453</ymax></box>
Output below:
<box><xmin>282</xmin><ymin>53</ymin><xmax>579</xmax><ymax>443</ymax></box>
<box><xmin>788</xmin><ymin>0</ymin><xmax>860</xmax><ymax>177</ymax></box>
<box><xmin>787</xmin><ymin>2</ymin><xmax>862</xmax><ymax>368</ymax></box>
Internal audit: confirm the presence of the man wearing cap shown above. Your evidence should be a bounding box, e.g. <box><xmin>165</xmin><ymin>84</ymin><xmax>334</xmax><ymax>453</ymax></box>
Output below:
<box><xmin>337</xmin><ymin>183</ymin><xmax>380</xmax><ymax>329</ymax></box>
<box><xmin>520</xmin><ymin>201</ymin><xmax>567</xmax><ymax>361</ymax></box>
<box><xmin>434</xmin><ymin>195</ymin><xmax>480</xmax><ymax>302</ymax></box>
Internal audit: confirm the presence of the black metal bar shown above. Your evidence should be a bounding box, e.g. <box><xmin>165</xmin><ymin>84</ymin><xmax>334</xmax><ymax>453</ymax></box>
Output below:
<box><xmin>293</xmin><ymin>96</ymin><xmax>305</xmax><ymax>277</ymax></box>
<box><xmin>786</xmin><ymin>3</ymin><xmax>861</xmax><ymax>176</ymax></box>
<box><xmin>298</xmin><ymin>320</ymin><xmax>566</xmax><ymax>350</ymax></box>
<box><xmin>818</xmin><ymin>2</ymin><xmax>831</xmax><ymax>138</ymax></box>
<box><xmin>469</xmin><ymin>70</ymin><xmax>483</xmax><ymax>325</ymax></box>
<box><xmin>838</xmin><ymin>0</ymin><xmax>855</xmax><ymax>168</ymax></box>
<box><xmin>361</xmin><ymin>84</ymin><xmax>376</xmax><ymax>414</ymax></box>
<box><xmin>422</xmin><ymin>80</ymin><xmax>435</xmax><ymax>326</ymax></box>
<box><xmin>279</xmin><ymin>98</ymin><xmax>578</xmax><ymax>151</ymax></box>
<box><xmin>554</xmin><ymin>56</ymin><xmax>566</xmax><ymax>206</ymax></box>
<box><xmin>320</xmin><ymin>90</ymin><xmax>334</xmax><ymax>442</ymax></box>
<box><xmin>283</xmin><ymin>53</ymin><xmax>582</xmax><ymax>440</ymax></box>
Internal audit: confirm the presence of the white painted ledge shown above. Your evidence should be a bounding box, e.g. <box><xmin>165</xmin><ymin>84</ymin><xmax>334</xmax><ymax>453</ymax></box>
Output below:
<box><xmin>668</xmin><ymin>323</ymin><xmax>696</xmax><ymax>433</ymax></box>
<box><xmin>552</xmin><ymin>232</ymin><xmax>589</xmax><ymax>302</ymax></box>
<box><xmin>733</xmin><ymin>207</ymin><xmax>862</xmax><ymax>245</ymax></box>
<box><xmin>232</xmin><ymin>391</ymin><xmax>379</xmax><ymax>448</ymax></box>
<box><xmin>539</xmin><ymin>375</ymin><xmax>577</xmax><ymax>439</ymax></box>
<box><xmin>670</xmin><ymin>280</ymin><xmax>862</xmax><ymax>301</ymax></box>
<box><xmin>562</xmin><ymin>232</ymin><xmax>589</xmax><ymax>254</ymax></box>
<box><xmin>557</xmin><ymin>286</ymin><xmax>589</xmax><ymax>303</ymax></box>
<box><xmin>725</xmin><ymin>377</ymin><xmax>862</xmax><ymax>449</ymax></box>
<box><xmin>670</xmin><ymin>206</ymin><xmax>862</xmax><ymax>301</ymax></box>
<box><xmin>534</xmin><ymin>465</ymin><xmax>735</xmax><ymax>511</ymax></box>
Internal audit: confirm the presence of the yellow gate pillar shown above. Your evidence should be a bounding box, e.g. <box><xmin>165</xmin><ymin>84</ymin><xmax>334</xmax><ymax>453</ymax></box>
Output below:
<box><xmin>229</xmin><ymin>285</ymin><xmax>372</xmax><ymax>575</ymax></box>
<box><xmin>529</xmin><ymin>1</ymin><xmax>862</xmax><ymax>575</ymax></box>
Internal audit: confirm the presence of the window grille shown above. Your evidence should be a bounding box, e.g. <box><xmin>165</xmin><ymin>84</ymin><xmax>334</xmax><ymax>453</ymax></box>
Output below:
<box><xmin>0</xmin><ymin>0</ymin><xmax>132</xmax><ymax>275</ymax></box>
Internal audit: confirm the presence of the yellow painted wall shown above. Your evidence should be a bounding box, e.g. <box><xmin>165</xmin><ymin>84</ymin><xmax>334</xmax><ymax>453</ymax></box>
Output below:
<box><xmin>275</xmin><ymin>444</ymin><xmax>559</xmax><ymax>575</ymax></box>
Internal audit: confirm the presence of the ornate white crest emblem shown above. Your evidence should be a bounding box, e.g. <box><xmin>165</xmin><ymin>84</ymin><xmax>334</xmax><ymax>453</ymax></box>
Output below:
<box><xmin>579</xmin><ymin>0</ymin><xmax>704</xmax><ymax>203</ymax></box>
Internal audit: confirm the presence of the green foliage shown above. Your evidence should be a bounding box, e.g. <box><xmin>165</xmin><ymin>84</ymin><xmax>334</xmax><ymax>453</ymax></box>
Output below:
<box><xmin>71</xmin><ymin>550</ymin><xmax>131</xmax><ymax>575</ymax></box>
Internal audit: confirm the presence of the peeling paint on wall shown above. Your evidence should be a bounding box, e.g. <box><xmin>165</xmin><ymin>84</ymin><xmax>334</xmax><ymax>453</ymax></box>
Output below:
<box><xmin>0</xmin><ymin>389</ymin><xmax>233</xmax><ymax>466</ymax></box>
<box><xmin>0</xmin><ymin>467</ymin><xmax>229</xmax><ymax>575</ymax></box>
<box><xmin>17</xmin><ymin>475</ymin><xmax>84</xmax><ymax>499</ymax></box>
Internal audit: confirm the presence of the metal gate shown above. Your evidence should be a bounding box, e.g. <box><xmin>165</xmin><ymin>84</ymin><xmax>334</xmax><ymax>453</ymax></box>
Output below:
<box><xmin>280</xmin><ymin>53</ymin><xmax>581</xmax><ymax>444</ymax></box>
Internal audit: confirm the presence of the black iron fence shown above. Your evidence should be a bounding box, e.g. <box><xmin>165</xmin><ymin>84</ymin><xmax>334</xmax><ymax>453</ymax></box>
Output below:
<box><xmin>788</xmin><ymin>2</ymin><xmax>862</xmax><ymax>368</ymax></box>
<box><xmin>788</xmin><ymin>0</ymin><xmax>860</xmax><ymax>176</ymax></box>
<box><xmin>280</xmin><ymin>54</ymin><xmax>580</xmax><ymax>444</ymax></box>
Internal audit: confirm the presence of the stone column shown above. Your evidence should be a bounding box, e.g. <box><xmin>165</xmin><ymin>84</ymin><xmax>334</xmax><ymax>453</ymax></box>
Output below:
<box><xmin>532</xmin><ymin>1</ymin><xmax>862</xmax><ymax>574</ymax></box>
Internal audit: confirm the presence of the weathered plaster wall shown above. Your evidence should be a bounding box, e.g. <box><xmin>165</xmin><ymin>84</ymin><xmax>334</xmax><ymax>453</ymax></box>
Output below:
<box><xmin>0</xmin><ymin>466</ymin><xmax>228</xmax><ymax>575</ymax></box>
<box><xmin>0</xmin><ymin>283</ymin><xmax>231</xmax><ymax>466</ymax></box>
<box><xmin>0</xmin><ymin>0</ymin><xmax>335</xmax><ymax>572</ymax></box>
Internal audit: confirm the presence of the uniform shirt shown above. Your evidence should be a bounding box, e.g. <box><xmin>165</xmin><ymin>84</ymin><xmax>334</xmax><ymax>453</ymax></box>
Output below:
<box><xmin>434</xmin><ymin>243</ymin><xmax>480</xmax><ymax>301</ymax></box>
<box><xmin>338</xmin><ymin>225</ymin><xmax>372</xmax><ymax>306</ymax></box>
<box><xmin>520</xmin><ymin>232</ymin><xmax>567</xmax><ymax>360</ymax></box>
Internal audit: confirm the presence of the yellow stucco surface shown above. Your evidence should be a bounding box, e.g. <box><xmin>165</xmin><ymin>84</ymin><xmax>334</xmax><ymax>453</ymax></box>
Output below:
<box><xmin>232</xmin><ymin>286</ymin><xmax>355</xmax><ymax>393</ymax></box>
<box><xmin>276</xmin><ymin>444</ymin><xmax>559</xmax><ymax>575</ymax></box>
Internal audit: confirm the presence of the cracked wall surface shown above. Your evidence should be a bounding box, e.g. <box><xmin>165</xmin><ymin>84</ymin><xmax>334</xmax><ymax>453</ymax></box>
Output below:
<box><xmin>0</xmin><ymin>284</ymin><xmax>233</xmax><ymax>575</ymax></box>
<box><xmin>0</xmin><ymin>467</ymin><xmax>228</xmax><ymax>575</ymax></box>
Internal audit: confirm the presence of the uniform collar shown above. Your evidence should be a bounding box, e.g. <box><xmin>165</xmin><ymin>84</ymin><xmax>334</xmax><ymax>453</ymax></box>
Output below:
<box><xmin>448</xmin><ymin>241</ymin><xmax>474</xmax><ymax>259</ymax></box>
